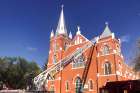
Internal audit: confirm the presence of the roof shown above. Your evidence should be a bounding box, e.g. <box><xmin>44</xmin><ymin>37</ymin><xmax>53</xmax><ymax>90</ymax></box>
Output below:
<box><xmin>100</xmin><ymin>22</ymin><xmax>112</xmax><ymax>39</ymax></box>
<box><xmin>55</xmin><ymin>5</ymin><xmax>67</xmax><ymax>36</ymax></box>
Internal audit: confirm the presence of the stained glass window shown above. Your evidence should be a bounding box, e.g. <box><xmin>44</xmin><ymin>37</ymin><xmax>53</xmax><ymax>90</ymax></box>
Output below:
<box><xmin>104</xmin><ymin>62</ymin><xmax>111</xmax><ymax>75</ymax></box>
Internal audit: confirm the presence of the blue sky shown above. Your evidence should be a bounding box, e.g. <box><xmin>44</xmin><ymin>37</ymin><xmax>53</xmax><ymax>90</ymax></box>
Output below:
<box><xmin>0</xmin><ymin>0</ymin><xmax>140</xmax><ymax>67</ymax></box>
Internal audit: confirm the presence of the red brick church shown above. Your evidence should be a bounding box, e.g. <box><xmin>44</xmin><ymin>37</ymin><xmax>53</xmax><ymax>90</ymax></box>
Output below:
<box><xmin>34</xmin><ymin>6</ymin><xmax>140</xmax><ymax>93</ymax></box>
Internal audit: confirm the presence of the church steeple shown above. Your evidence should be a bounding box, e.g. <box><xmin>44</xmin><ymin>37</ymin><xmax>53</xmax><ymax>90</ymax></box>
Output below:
<box><xmin>56</xmin><ymin>5</ymin><xmax>67</xmax><ymax>36</ymax></box>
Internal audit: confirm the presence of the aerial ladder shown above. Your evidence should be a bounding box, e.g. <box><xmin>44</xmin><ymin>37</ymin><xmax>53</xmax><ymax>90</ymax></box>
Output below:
<box><xmin>34</xmin><ymin>38</ymin><xmax>96</xmax><ymax>91</ymax></box>
<box><xmin>80</xmin><ymin>43</ymin><xmax>95</xmax><ymax>92</ymax></box>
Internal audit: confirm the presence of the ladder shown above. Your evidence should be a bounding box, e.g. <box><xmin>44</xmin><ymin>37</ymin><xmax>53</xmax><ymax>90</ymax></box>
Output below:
<box><xmin>34</xmin><ymin>38</ymin><xmax>96</xmax><ymax>91</ymax></box>
<box><xmin>81</xmin><ymin>44</ymin><xmax>95</xmax><ymax>90</ymax></box>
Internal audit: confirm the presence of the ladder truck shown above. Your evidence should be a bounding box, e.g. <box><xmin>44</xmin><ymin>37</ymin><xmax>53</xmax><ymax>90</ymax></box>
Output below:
<box><xmin>34</xmin><ymin>38</ymin><xmax>96</xmax><ymax>91</ymax></box>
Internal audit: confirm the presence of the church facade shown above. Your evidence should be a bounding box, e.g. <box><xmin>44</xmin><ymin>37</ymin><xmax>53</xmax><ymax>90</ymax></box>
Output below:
<box><xmin>36</xmin><ymin>6</ymin><xmax>140</xmax><ymax>93</ymax></box>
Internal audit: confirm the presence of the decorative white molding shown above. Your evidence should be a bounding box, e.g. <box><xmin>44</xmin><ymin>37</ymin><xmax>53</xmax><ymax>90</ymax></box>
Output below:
<box><xmin>112</xmin><ymin>33</ymin><xmax>115</xmax><ymax>39</ymax></box>
<box><xmin>98</xmin><ymin>74</ymin><xmax>116</xmax><ymax>77</ymax></box>
<box><xmin>76</xmin><ymin>26</ymin><xmax>81</xmax><ymax>35</ymax></box>
<box><xmin>103</xmin><ymin>43</ymin><xmax>107</xmax><ymax>45</ymax></box>
<box><xmin>113</xmin><ymin>49</ymin><xmax>117</xmax><ymax>53</ymax></box>
<box><xmin>58</xmin><ymin>77</ymin><xmax>61</xmax><ymax>80</ymax></box>
<box><xmin>69</xmin><ymin>31</ymin><xmax>72</xmax><ymax>39</ymax></box>
<box><xmin>116</xmin><ymin>71</ymin><xmax>120</xmax><ymax>75</ymax></box>
<box><xmin>96</xmin><ymin>37</ymin><xmax>99</xmax><ymax>43</ymax></box>
<box><xmin>49</xmin><ymin>50</ymin><xmax>51</xmax><ymax>54</ymax></box>
<box><xmin>84</xmin><ymin>84</ymin><xmax>88</xmax><ymax>89</ymax></box>
<box><xmin>118</xmin><ymin>38</ymin><xmax>121</xmax><ymax>44</ymax></box>
<box><xmin>50</xmin><ymin>29</ymin><xmax>54</xmax><ymax>38</ymax></box>
<box><xmin>60</xmin><ymin>47</ymin><xmax>62</xmax><ymax>51</ymax></box>
<box><xmin>97</xmin><ymin>73</ymin><xmax>99</xmax><ymax>77</ymax></box>
<box><xmin>97</xmin><ymin>53</ymin><xmax>100</xmax><ymax>57</ymax></box>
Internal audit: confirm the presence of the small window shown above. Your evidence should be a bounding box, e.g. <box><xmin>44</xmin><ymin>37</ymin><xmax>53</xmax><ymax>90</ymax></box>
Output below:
<box><xmin>102</xmin><ymin>45</ymin><xmax>109</xmax><ymax>55</ymax></box>
<box><xmin>104</xmin><ymin>62</ymin><xmax>111</xmax><ymax>75</ymax></box>
<box><xmin>66</xmin><ymin>81</ymin><xmax>69</xmax><ymax>91</ymax></box>
<box><xmin>89</xmin><ymin>80</ymin><xmax>93</xmax><ymax>90</ymax></box>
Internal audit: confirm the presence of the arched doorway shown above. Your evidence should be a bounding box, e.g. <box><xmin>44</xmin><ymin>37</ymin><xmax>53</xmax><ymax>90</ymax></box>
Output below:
<box><xmin>75</xmin><ymin>77</ymin><xmax>82</xmax><ymax>93</ymax></box>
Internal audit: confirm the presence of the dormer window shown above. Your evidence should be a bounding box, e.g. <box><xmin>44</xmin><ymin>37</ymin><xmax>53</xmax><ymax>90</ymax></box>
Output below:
<box><xmin>102</xmin><ymin>45</ymin><xmax>109</xmax><ymax>55</ymax></box>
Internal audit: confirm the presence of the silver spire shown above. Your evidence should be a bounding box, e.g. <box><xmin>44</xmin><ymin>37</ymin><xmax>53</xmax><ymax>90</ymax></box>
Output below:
<box><xmin>56</xmin><ymin>5</ymin><xmax>67</xmax><ymax>36</ymax></box>
<box><xmin>100</xmin><ymin>22</ymin><xmax>112</xmax><ymax>38</ymax></box>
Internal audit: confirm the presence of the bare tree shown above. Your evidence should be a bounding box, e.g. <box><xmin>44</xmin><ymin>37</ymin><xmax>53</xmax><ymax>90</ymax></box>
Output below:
<box><xmin>133</xmin><ymin>39</ymin><xmax>140</xmax><ymax>71</ymax></box>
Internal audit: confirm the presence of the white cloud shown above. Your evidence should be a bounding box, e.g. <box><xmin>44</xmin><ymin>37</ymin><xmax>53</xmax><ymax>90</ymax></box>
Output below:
<box><xmin>27</xmin><ymin>46</ymin><xmax>37</xmax><ymax>52</ymax></box>
<box><xmin>120</xmin><ymin>35</ymin><xmax>130</xmax><ymax>43</ymax></box>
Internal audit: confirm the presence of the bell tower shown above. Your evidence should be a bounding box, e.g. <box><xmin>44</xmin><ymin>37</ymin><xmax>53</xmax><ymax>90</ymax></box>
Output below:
<box><xmin>55</xmin><ymin>5</ymin><xmax>69</xmax><ymax>51</ymax></box>
<box><xmin>96</xmin><ymin>22</ymin><xmax>124</xmax><ymax>87</ymax></box>
<box><xmin>48</xmin><ymin>5</ymin><xmax>70</xmax><ymax>67</ymax></box>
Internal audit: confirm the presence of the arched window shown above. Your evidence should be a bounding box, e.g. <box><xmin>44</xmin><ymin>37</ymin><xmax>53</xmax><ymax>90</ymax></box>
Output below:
<box><xmin>102</xmin><ymin>45</ymin><xmax>109</xmax><ymax>55</ymax></box>
<box><xmin>65</xmin><ymin>81</ymin><xmax>69</xmax><ymax>91</ymax></box>
<box><xmin>73</xmin><ymin>54</ymin><xmax>85</xmax><ymax>68</ymax></box>
<box><xmin>104</xmin><ymin>62</ymin><xmax>111</xmax><ymax>75</ymax></box>
<box><xmin>89</xmin><ymin>80</ymin><xmax>93</xmax><ymax>90</ymax></box>
<box><xmin>75</xmin><ymin>77</ymin><xmax>82</xmax><ymax>93</ymax></box>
